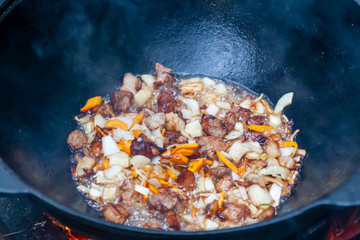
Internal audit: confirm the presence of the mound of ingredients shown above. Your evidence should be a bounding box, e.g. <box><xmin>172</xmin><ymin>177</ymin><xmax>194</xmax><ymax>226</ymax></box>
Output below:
<box><xmin>67</xmin><ymin>63</ymin><xmax>306</xmax><ymax>231</ymax></box>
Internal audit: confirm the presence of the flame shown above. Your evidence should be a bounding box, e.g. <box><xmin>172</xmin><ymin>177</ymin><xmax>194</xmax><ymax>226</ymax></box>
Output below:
<box><xmin>46</xmin><ymin>214</ymin><xmax>92</xmax><ymax>240</ymax></box>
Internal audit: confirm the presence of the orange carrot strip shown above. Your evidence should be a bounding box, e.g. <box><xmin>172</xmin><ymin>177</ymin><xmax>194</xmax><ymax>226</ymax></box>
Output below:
<box><xmin>161</xmin><ymin>129</ymin><xmax>166</xmax><ymax>136</ymax></box>
<box><xmin>143</xmin><ymin>195</ymin><xmax>148</xmax><ymax>200</ymax></box>
<box><xmin>146</xmin><ymin>183</ymin><xmax>160</xmax><ymax>194</ymax></box>
<box><xmin>216</xmin><ymin>151</ymin><xmax>239</xmax><ymax>173</ymax></box>
<box><xmin>168</xmin><ymin>154</ymin><xmax>189</xmax><ymax>165</ymax></box>
<box><xmin>218</xmin><ymin>191</ymin><xmax>225</xmax><ymax>210</ymax></box>
<box><xmin>166</xmin><ymin>169</ymin><xmax>178</xmax><ymax>180</ymax></box>
<box><xmin>204</xmin><ymin>159</ymin><xmax>213</xmax><ymax>166</ymax></box>
<box><xmin>247</xmin><ymin>125</ymin><xmax>273</xmax><ymax>132</ymax></box>
<box><xmin>281</xmin><ymin>141</ymin><xmax>298</xmax><ymax>150</ymax></box>
<box><xmin>156</xmin><ymin>177</ymin><xmax>173</xmax><ymax>188</ymax></box>
<box><xmin>132</xmin><ymin>130</ymin><xmax>146</xmax><ymax>138</ymax></box>
<box><xmin>104</xmin><ymin>119</ymin><xmax>128</xmax><ymax>130</ymax></box>
<box><xmin>191</xmin><ymin>207</ymin><xmax>196</xmax><ymax>217</ymax></box>
<box><xmin>172</xmin><ymin>148</ymin><xmax>194</xmax><ymax>156</ymax></box>
<box><xmin>188</xmin><ymin>159</ymin><xmax>204</xmax><ymax>173</ymax></box>
<box><xmin>173</xmin><ymin>143</ymin><xmax>199</xmax><ymax>151</ymax></box>
<box><xmin>238</xmin><ymin>165</ymin><xmax>246</xmax><ymax>175</ymax></box>
<box><xmin>123</xmin><ymin>140</ymin><xmax>132</xmax><ymax>154</ymax></box>
<box><xmin>102</xmin><ymin>158</ymin><xmax>109</xmax><ymax>170</ymax></box>
<box><xmin>161</xmin><ymin>149</ymin><xmax>173</xmax><ymax>158</ymax></box>
<box><xmin>142</xmin><ymin>166</ymin><xmax>149</xmax><ymax>172</ymax></box>
<box><xmin>117</xmin><ymin>139</ymin><xmax>125</xmax><ymax>151</ymax></box>
<box><xmin>131</xmin><ymin>112</ymin><xmax>144</xmax><ymax>129</ymax></box>
<box><xmin>132</xmin><ymin>170</ymin><xmax>138</xmax><ymax>178</ymax></box>
<box><xmin>261</xmin><ymin>99</ymin><xmax>273</xmax><ymax>114</ymax></box>
<box><xmin>81</xmin><ymin>96</ymin><xmax>102</xmax><ymax>112</ymax></box>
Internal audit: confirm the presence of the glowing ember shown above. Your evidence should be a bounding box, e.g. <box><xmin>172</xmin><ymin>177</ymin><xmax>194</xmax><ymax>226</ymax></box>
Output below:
<box><xmin>47</xmin><ymin>214</ymin><xmax>92</xmax><ymax>240</ymax></box>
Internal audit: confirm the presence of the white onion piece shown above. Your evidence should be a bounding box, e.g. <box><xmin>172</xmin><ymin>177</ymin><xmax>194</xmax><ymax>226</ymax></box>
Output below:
<box><xmin>108</xmin><ymin>152</ymin><xmax>130</xmax><ymax>167</ymax></box>
<box><xmin>185</xmin><ymin>120</ymin><xmax>202</xmax><ymax>138</ymax></box>
<box><xmin>77</xmin><ymin>185</ymin><xmax>90</xmax><ymax>194</ymax></box>
<box><xmin>103</xmin><ymin>187</ymin><xmax>117</xmax><ymax>201</ymax></box>
<box><xmin>104</xmin><ymin>166</ymin><xmax>123</xmax><ymax>179</ymax></box>
<box><xmin>253</xmin><ymin>101</ymin><xmax>265</xmax><ymax>114</ymax></box>
<box><xmin>181</xmin><ymin>109</ymin><xmax>192</xmax><ymax>119</ymax></box>
<box><xmin>274</xmin><ymin>92</ymin><xmax>293</xmax><ymax>114</ymax></box>
<box><xmin>216</xmin><ymin>101</ymin><xmax>231</xmax><ymax>110</ymax></box>
<box><xmin>280</xmin><ymin>147</ymin><xmax>295</xmax><ymax>157</ymax></box>
<box><xmin>234</xmin><ymin>122</ymin><xmax>244</xmax><ymax>133</ymax></box>
<box><xmin>141</xmin><ymin>74</ymin><xmax>156</xmax><ymax>88</ymax></box>
<box><xmin>204</xmin><ymin>177</ymin><xmax>215</xmax><ymax>192</ymax></box>
<box><xmin>194</xmin><ymin>198</ymin><xmax>206</xmax><ymax>209</ymax></box>
<box><xmin>182</xmin><ymin>215</ymin><xmax>193</xmax><ymax>224</ymax></box>
<box><xmin>152</xmin><ymin>128</ymin><xmax>163</xmax><ymax>138</ymax></box>
<box><xmin>130</xmin><ymin>155</ymin><xmax>151</xmax><ymax>169</ymax></box>
<box><xmin>214</xmin><ymin>83</ymin><xmax>227</xmax><ymax>95</ymax></box>
<box><xmin>247</xmin><ymin>184</ymin><xmax>273</xmax><ymax>206</ymax></box>
<box><xmin>204</xmin><ymin>193</ymin><xmax>218</xmax><ymax>204</ymax></box>
<box><xmin>258</xmin><ymin>166</ymin><xmax>291</xmax><ymax>180</ymax></box>
<box><xmin>239</xmin><ymin>99</ymin><xmax>251</xmax><ymax>109</ymax></box>
<box><xmin>204</xmin><ymin>219</ymin><xmax>219</xmax><ymax>230</ymax></box>
<box><xmin>269</xmin><ymin>183</ymin><xmax>282</xmax><ymax>207</ymax></box>
<box><xmin>229</xmin><ymin>141</ymin><xmax>249</xmax><ymax>163</ymax></box>
<box><xmin>134</xmin><ymin>87</ymin><xmax>152</xmax><ymax>107</ymax></box>
<box><xmin>231</xmin><ymin>171</ymin><xmax>241</xmax><ymax>181</ymax></box>
<box><xmin>224</xmin><ymin>130</ymin><xmax>242</xmax><ymax>140</ymax></box>
<box><xmin>84</xmin><ymin>121</ymin><xmax>95</xmax><ymax>134</ymax></box>
<box><xmin>115</xmin><ymin>116</ymin><xmax>133</xmax><ymax>130</ymax></box>
<box><xmin>102</xmin><ymin>136</ymin><xmax>121</xmax><ymax>156</ymax></box>
<box><xmin>135</xmin><ymin>184</ymin><xmax>149</xmax><ymax>196</ymax></box>
<box><xmin>202</xmin><ymin>77</ymin><xmax>217</xmax><ymax>88</ymax></box>
<box><xmin>182</xmin><ymin>98</ymin><xmax>200</xmax><ymax>116</ymax></box>
<box><xmin>94</xmin><ymin>114</ymin><xmax>107</xmax><ymax>128</ymax></box>
<box><xmin>239</xmin><ymin>186</ymin><xmax>248</xmax><ymax>200</ymax></box>
<box><xmin>155</xmin><ymin>138</ymin><xmax>164</xmax><ymax>148</ymax></box>
<box><xmin>89</xmin><ymin>188</ymin><xmax>103</xmax><ymax>199</ymax></box>
<box><xmin>112</xmin><ymin>128</ymin><xmax>134</xmax><ymax>141</ymax></box>
<box><xmin>196</xmin><ymin>172</ymin><xmax>205</xmax><ymax>192</ymax></box>
<box><xmin>205</xmin><ymin>103</ymin><xmax>220</xmax><ymax>116</ymax></box>
<box><xmin>269</xmin><ymin>114</ymin><xmax>282</xmax><ymax>127</ymax></box>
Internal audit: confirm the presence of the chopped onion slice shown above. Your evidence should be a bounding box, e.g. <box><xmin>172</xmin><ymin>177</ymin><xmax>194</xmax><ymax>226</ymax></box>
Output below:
<box><xmin>135</xmin><ymin>184</ymin><xmax>149</xmax><ymax>196</ymax></box>
<box><xmin>182</xmin><ymin>98</ymin><xmax>200</xmax><ymax>116</ymax></box>
<box><xmin>274</xmin><ymin>92</ymin><xmax>293</xmax><ymax>114</ymax></box>
<box><xmin>112</xmin><ymin>128</ymin><xmax>134</xmax><ymax>142</ymax></box>
<box><xmin>181</xmin><ymin>109</ymin><xmax>192</xmax><ymax>119</ymax></box>
<box><xmin>185</xmin><ymin>120</ymin><xmax>203</xmax><ymax>138</ymax></box>
<box><xmin>204</xmin><ymin>219</ymin><xmax>219</xmax><ymax>230</ymax></box>
<box><xmin>108</xmin><ymin>152</ymin><xmax>130</xmax><ymax>168</ymax></box>
<box><xmin>204</xmin><ymin>193</ymin><xmax>218</xmax><ymax>205</ymax></box>
<box><xmin>102</xmin><ymin>136</ymin><xmax>121</xmax><ymax>156</ymax></box>
<box><xmin>247</xmin><ymin>184</ymin><xmax>273</xmax><ymax>206</ymax></box>
<box><xmin>258</xmin><ymin>166</ymin><xmax>291</xmax><ymax>180</ymax></box>
<box><xmin>104</xmin><ymin>166</ymin><xmax>123</xmax><ymax>179</ymax></box>
<box><xmin>130</xmin><ymin>155</ymin><xmax>151</xmax><ymax>169</ymax></box>
<box><xmin>94</xmin><ymin>114</ymin><xmax>107</xmax><ymax>128</ymax></box>
<box><xmin>205</xmin><ymin>103</ymin><xmax>220</xmax><ymax>116</ymax></box>
<box><xmin>269</xmin><ymin>183</ymin><xmax>282</xmax><ymax>207</ymax></box>
<box><xmin>280</xmin><ymin>147</ymin><xmax>295</xmax><ymax>157</ymax></box>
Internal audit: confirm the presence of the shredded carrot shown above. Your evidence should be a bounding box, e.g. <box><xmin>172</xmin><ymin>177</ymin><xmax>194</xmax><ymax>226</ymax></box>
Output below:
<box><xmin>93</xmin><ymin>162</ymin><xmax>100</xmax><ymax>170</ymax></box>
<box><xmin>161</xmin><ymin>129</ymin><xmax>165</xmax><ymax>136</ymax></box>
<box><xmin>173</xmin><ymin>143</ymin><xmax>199</xmax><ymax>151</ymax></box>
<box><xmin>216</xmin><ymin>151</ymin><xmax>239</xmax><ymax>173</ymax></box>
<box><xmin>102</xmin><ymin>158</ymin><xmax>109</xmax><ymax>170</ymax></box>
<box><xmin>132</xmin><ymin>130</ymin><xmax>146</xmax><ymax>138</ymax></box>
<box><xmin>146</xmin><ymin>183</ymin><xmax>160</xmax><ymax>194</ymax></box>
<box><xmin>204</xmin><ymin>159</ymin><xmax>213</xmax><ymax>166</ymax></box>
<box><xmin>156</xmin><ymin>177</ymin><xmax>173</xmax><ymax>188</ymax></box>
<box><xmin>191</xmin><ymin>207</ymin><xmax>196</xmax><ymax>217</ymax></box>
<box><xmin>218</xmin><ymin>191</ymin><xmax>225</xmax><ymax>210</ymax></box>
<box><xmin>238</xmin><ymin>165</ymin><xmax>246</xmax><ymax>175</ymax></box>
<box><xmin>161</xmin><ymin>149</ymin><xmax>173</xmax><ymax>158</ymax></box>
<box><xmin>132</xmin><ymin>170</ymin><xmax>138</xmax><ymax>178</ymax></box>
<box><xmin>281</xmin><ymin>141</ymin><xmax>298</xmax><ymax>150</ymax></box>
<box><xmin>104</xmin><ymin>119</ymin><xmax>128</xmax><ymax>130</ymax></box>
<box><xmin>166</xmin><ymin>168</ymin><xmax>178</xmax><ymax>180</ymax></box>
<box><xmin>172</xmin><ymin>148</ymin><xmax>194</xmax><ymax>156</ymax></box>
<box><xmin>260</xmin><ymin>99</ymin><xmax>273</xmax><ymax>114</ymax></box>
<box><xmin>131</xmin><ymin>112</ymin><xmax>144</xmax><ymax>129</ymax></box>
<box><xmin>247</xmin><ymin>125</ymin><xmax>273</xmax><ymax>132</ymax></box>
<box><xmin>142</xmin><ymin>166</ymin><xmax>149</xmax><ymax>172</ymax></box>
<box><xmin>143</xmin><ymin>195</ymin><xmax>148</xmax><ymax>200</ymax></box>
<box><xmin>168</xmin><ymin>154</ymin><xmax>189</xmax><ymax>165</ymax></box>
<box><xmin>123</xmin><ymin>140</ymin><xmax>132</xmax><ymax>154</ymax></box>
<box><xmin>117</xmin><ymin>139</ymin><xmax>125</xmax><ymax>151</ymax></box>
<box><xmin>81</xmin><ymin>96</ymin><xmax>102</xmax><ymax>112</ymax></box>
<box><xmin>204</xmin><ymin>171</ymin><xmax>211</xmax><ymax>177</ymax></box>
<box><xmin>188</xmin><ymin>159</ymin><xmax>204</xmax><ymax>173</ymax></box>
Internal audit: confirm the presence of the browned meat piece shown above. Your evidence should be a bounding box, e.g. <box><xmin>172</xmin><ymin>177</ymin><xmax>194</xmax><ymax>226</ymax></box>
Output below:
<box><xmin>155</xmin><ymin>63</ymin><xmax>175</xmax><ymax>87</ymax></box>
<box><xmin>224</xmin><ymin>107</ymin><xmax>251</xmax><ymax>132</ymax></box>
<box><xmin>215</xmin><ymin>174</ymin><xmax>233</xmax><ymax>192</ymax></box>
<box><xmin>164</xmin><ymin>211</ymin><xmax>180</xmax><ymax>229</ymax></box>
<box><xmin>164</xmin><ymin>86</ymin><xmax>180</xmax><ymax>97</ymax></box>
<box><xmin>103</xmin><ymin>204</ymin><xmax>129</xmax><ymax>224</ymax></box>
<box><xmin>163</xmin><ymin>131</ymin><xmax>188</xmax><ymax>146</ymax></box>
<box><xmin>196</xmin><ymin>136</ymin><xmax>230</xmax><ymax>160</ymax></box>
<box><xmin>205</xmin><ymin>200</ymin><xmax>219</xmax><ymax>218</ymax></box>
<box><xmin>165</xmin><ymin>113</ymin><xmax>185</xmax><ymax>132</ymax></box>
<box><xmin>120</xmin><ymin>73</ymin><xmax>141</xmax><ymax>95</ymax></box>
<box><xmin>90</xmin><ymin>140</ymin><xmax>103</xmax><ymax>158</ymax></box>
<box><xmin>144</xmin><ymin>113</ymin><xmax>166</xmax><ymax>130</ymax></box>
<box><xmin>201</xmin><ymin>115</ymin><xmax>227</xmax><ymax>138</ymax></box>
<box><xmin>246</xmin><ymin>115</ymin><xmax>267</xmax><ymax>125</ymax></box>
<box><xmin>120</xmin><ymin>190</ymin><xmax>138</xmax><ymax>207</ymax></box>
<box><xmin>130</xmin><ymin>133</ymin><xmax>164</xmax><ymax>158</ymax></box>
<box><xmin>146</xmin><ymin>192</ymin><xmax>178</xmax><ymax>213</ymax></box>
<box><xmin>110</xmin><ymin>90</ymin><xmax>133</xmax><ymax>114</ymax></box>
<box><xmin>258</xmin><ymin>206</ymin><xmax>275</xmax><ymax>221</ymax></box>
<box><xmin>175</xmin><ymin>201</ymin><xmax>187</xmax><ymax>215</ymax></box>
<box><xmin>144</xmin><ymin>218</ymin><xmax>162</xmax><ymax>230</ymax></box>
<box><xmin>96</xmin><ymin>102</ymin><xmax>116</xmax><ymax>118</ymax></box>
<box><xmin>210</xmin><ymin>167</ymin><xmax>231</xmax><ymax>180</ymax></box>
<box><xmin>218</xmin><ymin>204</ymin><xmax>250</xmax><ymax>223</ymax></box>
<box><xmin>177</xmin><ymin>170</ymin><xmax>195</xmax><ymax>189</ymax></box>
<box><xmin>157</xmin><ymin>91</ymin><xmax>176</xmax><ymax>113</ymax></box>
<box><xmin>67</xmin><ymin>129</ymin><xmax>87</xmax><ymax>150</ymax></box>
<box><xmin>243</xmin><ymin>131</ymin><xmax>268</xmax><ymax>145</ymax></box>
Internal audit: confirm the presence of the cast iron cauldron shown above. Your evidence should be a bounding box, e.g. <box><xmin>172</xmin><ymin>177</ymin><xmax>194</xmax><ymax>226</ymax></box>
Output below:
<box><xmin>0</xmin><ymin>0</ymin><xmax>360</xmax><ymax>239</ymax></box>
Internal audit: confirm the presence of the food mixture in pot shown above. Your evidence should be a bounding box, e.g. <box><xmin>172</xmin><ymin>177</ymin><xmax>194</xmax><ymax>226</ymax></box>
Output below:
<box><xmin>67</xmin><ymin>63</ymin><xmax>306</xmax><ymax>231</ymax></box>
